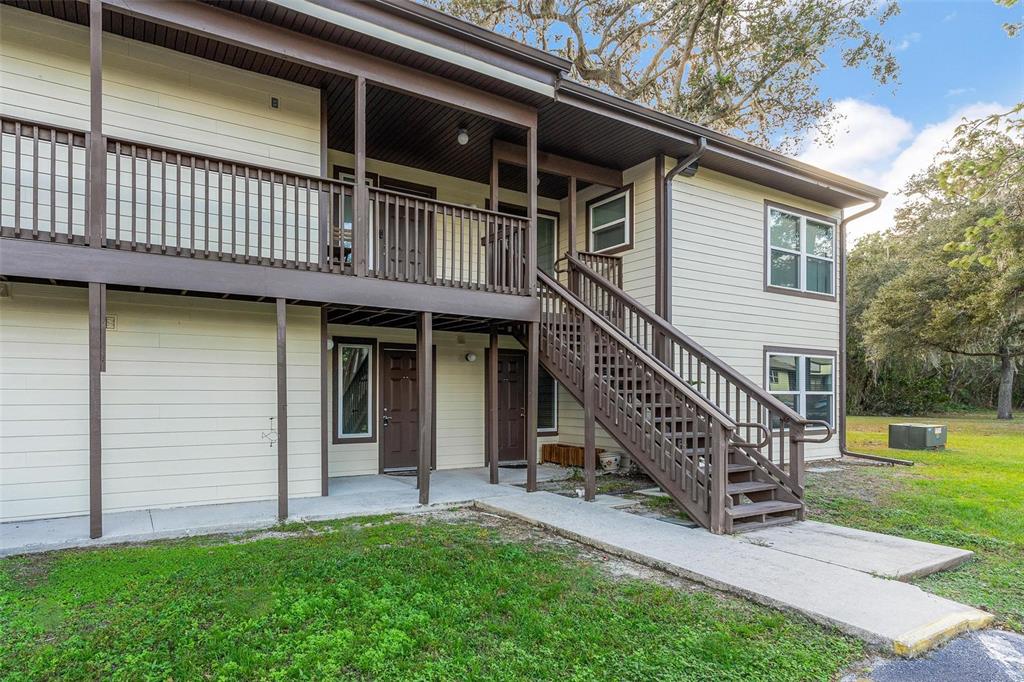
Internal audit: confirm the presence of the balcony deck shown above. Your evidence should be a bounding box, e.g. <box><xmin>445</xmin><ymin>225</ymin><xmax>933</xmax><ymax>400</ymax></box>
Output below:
<box><xmin>0</xmin><ymin>117</ymin><xmax>536</xmax><ymax>320</ymax></box>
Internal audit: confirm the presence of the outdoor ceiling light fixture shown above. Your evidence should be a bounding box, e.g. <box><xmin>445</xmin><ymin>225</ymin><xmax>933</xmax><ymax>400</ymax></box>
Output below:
<box><xmin>464</xmin><ymin>352</ymin><xmax>478</xmax><ymax>363</ymax></box>
<box><xmin>456</xmin><ymin>128</ymin><xmax>470</xmax><ymax>145</ymax></box>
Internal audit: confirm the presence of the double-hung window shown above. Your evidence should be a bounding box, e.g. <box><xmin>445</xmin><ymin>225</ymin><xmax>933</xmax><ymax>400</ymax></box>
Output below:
<box><xmin>587</xmin><ymin>186</ymin><xmax>631</xmax><ymax>253</ymax></box>
<box><xmin>766</xmin><ymin>204</ymin><xmax>836</xmax><ymax>297</ymax></box>
<box><xmin>334</xmin><ymin>338</ymin><xmax>375</xmax><ymax>442</ymax></box>
<box><xmin>766</xmin><ymin>351</ymin><xmax>835</xmax><ymax>427</ymax></box>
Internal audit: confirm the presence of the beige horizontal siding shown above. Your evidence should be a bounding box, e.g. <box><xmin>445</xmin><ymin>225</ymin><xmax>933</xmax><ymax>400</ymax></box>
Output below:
<box><xmin>0</xmin><ymin>5</ymin><xmax>320</xmax><ymax>174</ymax></box>
<box><xmin>670</xmin><ymin>167</ymin><xmax>842</xmax><ymax>459</ymax></box>
<box><xmin>0</xmin><ymin>284</ymin><xmax>320</xmax><ymax>522</ymax></box>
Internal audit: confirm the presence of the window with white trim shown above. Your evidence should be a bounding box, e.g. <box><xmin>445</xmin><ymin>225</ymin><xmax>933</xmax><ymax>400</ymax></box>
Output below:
<box><xmin>337</xmin><ymin>341</ymin><xmax>373</xmax><ymax>440</ymax></box>
<box><xmin>588</xmin><ymin>187</ymin><xmax>630</xmax><ymax>253</ymax></box>
<box><xmin>767</xmin><ymin>205</ymin><xmax>835</xmax><ymax>295</ymax></box>
<box><xmin>766</xmin><ymin>352</ymin><xmax>835</xmax><ymax>427</ymax></box>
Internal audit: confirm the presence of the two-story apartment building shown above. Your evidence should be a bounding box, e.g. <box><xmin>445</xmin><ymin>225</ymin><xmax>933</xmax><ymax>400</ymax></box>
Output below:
<box><xmin>0</xmin><ymin>0</ymin><xmax>886</xmax><ymax>537</ymax></box>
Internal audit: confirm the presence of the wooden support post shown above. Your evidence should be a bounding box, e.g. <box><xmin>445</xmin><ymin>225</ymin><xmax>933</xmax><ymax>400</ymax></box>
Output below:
<box><xmin>353</xmin><ymin>75</ymin><xmax>368</xmax><ymax>276</ymax></box>
<box><xmin>789</xmin><ymin>424</ymin><xmax>806</xmax><ymax>520</ymax></box>
<box><xmin>487</xmin><ymin>330</ymin><xmax>499</xmax><ymax>484</ymax></box>
<box><xmin>526</xmin><ymin>125</ymin><xmax>538</xmax><ymax>295</ymax></box>
<box><xmin>709</xmin><ymin>421</ymin><xmax>729</xmax><ymax>534</ymax></box>
<box><xmin>583</xmin><ymin>317</ymin><xmax>596</xmax><ymax>501</ymax></box>
<box><xmin>318</xmin><ymin>87</ymin><xmax>329</xmax><ymax>268</ymax></box>
<box><xmin>88</xmin><ymin>0</ymin><xmax>104</xmax><ymax>248</ymax></box>
<box><xmin>489</xmin><ymin>149</ymin><xmax>499</xmax><ymax>211</ymax></box>
<box><xmin>88</xmin><ymin>282</ymin><xmax>105</xmax><ymax>538</ymax></box>
<box><xmin>417</xmin><ymin>312</ymin><xmax>433</xmax><ymax>504</ymax></box>
<box><xmin>525</xmin><ymin>320</ymin><xmax>539</xmax><ymax>492</ymax></box>
<box><xmin>276</xmin><ymin>298</ymin><xmax>288</xmax><ymax>520</ymax></box>
<box><xmin>567</xmin><ymin>175</ymin><xmax>577</xmax><ymax>259</ymax></box>
<box><xmin>320</xmin><ymin>306</ymin><xmax>329</xmax><ymax>496</ymax></box>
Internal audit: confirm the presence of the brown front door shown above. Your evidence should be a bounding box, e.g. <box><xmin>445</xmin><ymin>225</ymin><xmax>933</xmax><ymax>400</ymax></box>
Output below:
<box><xmin>380</xmin><ymin>348</ymin><xmax>419</xmax><ymax>471</ymax></box>
<box><xmin>497</xmin><ymin>350</ymin><xmax>527</xmax><ymax>463</ymax></box>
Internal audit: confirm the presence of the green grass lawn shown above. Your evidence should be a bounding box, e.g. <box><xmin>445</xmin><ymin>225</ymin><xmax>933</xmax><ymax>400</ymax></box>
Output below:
<box><xmin>806</xmin><ymin>413</ymin><xmax>1024</xmax><ymax>632</ymax></box>
<box><xmin>0</xmin><ymin>513</ymin><xmax>862</xmax><ymax>681</ymax></box>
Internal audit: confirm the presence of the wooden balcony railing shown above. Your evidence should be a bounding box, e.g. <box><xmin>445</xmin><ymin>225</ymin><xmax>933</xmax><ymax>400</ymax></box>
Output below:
<box><xmin>367</xmin><ymin>186</ymin><xmax>527</xmax><ymax>293</ymax></box>
<box><xmin>0</xmin><ymin>117</ymin><xmax>531</xmax><ymax>296</ymax></box>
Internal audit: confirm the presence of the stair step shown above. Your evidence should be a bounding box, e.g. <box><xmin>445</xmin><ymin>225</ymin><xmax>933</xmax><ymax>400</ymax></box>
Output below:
<box><xmin>726</xmin><ymin>500</ymin><xmax>801</xmax><ymax>519</ymax></box>
<box><xmin>730</xmin><ymin>515</ymin><xmax>798</xmax><ymax>533</ymax></box>
<box><xmin>728</xmin><ymin>464</ymin><xmax>756</xmax><ymax>474</ymax></box>
<box><xmin>726</xmin><ymin>481</ymin><xmax>778</xmax><ymax>496</ymax></box>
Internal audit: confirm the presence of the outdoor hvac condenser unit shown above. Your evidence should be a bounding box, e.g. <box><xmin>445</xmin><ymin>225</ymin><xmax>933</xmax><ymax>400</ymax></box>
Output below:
<box><xmin>888</xmin><ymin>423</ymin><xmax>947</xmax><ymax>450</ymax></box>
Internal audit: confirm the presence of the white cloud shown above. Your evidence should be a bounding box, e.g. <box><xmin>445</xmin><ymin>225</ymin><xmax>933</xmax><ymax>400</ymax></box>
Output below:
<box><xmin>893</xmin><ymin>32</ymin><xmax>922</xmax><ymax>51</ymax></box>
<box><xmin>945</xmin><ymin>87</ymin><xmax>975</xmax><ymax>97</ymax></box>
<box><xmin>798</xmin><ymin>99</ymin><xmax>1007</xmax><ymax>241</ymax></box>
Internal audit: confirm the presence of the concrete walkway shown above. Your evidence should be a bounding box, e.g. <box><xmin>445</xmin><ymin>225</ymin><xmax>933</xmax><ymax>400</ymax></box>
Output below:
<box><xmin>476</xmin><ymin>491</ymin><xmax>992</xmax><ymax>656</ymax></box>
<box><xmin>0</xmin><ymin>465</ymin><xmax>569</xmax><ymax>557</ymax></box>
<box><xmin>2</xmin><ymin>467</ymin><xmax>990</xmax><ymax>657</ymax></box>
<box><xmin>739</xmin><ymin>519</ymin><xmax>974</xmax><ymax>580</ymax></box>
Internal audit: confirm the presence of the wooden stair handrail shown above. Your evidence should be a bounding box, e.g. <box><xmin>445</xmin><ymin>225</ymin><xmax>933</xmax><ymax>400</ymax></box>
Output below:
<box><xmin>565</xmin><ymin>254</ymin><xmax>811</xmax><ymax>427</ymax></box>
<box><xmin>538</xmin><ymin>270</ymin><xmax>737</xmax><ymax>432</ymax></box>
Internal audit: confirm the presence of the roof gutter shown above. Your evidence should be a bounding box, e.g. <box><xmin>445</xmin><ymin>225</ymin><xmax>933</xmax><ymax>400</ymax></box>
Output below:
<box><xmin>838</xmin><ymin>200</ymin><xmax>914</xmax><ymax>467</ymax></box>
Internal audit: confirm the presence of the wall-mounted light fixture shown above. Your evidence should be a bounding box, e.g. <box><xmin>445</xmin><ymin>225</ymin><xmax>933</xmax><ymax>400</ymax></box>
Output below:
<box><xmin>456</xmin><ymin>128</ymin><xmax>470</xmax><ymax>146</ymax></box>
<box><xmin>464</xmin><ymin>351</ymin><xmax>478</xmax><ymax>363</ymax></box>
<box><xmin>327</xmin><ymin>338</ymin><xmax>335</xmax><ymax>351</ymax></box>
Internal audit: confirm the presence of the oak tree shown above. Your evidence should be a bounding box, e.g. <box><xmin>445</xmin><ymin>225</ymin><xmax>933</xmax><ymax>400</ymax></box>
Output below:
<box><xmin>427</xmin><ymin>0</ymin><xmax>900</xmax><ymax>152</ymax></box>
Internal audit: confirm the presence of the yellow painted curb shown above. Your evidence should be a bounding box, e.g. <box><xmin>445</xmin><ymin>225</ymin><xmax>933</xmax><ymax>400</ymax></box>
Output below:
<box><xmin>892</xmin><ymin>609</ymin><xmax>995</xmax><ymax>657</ymax></box>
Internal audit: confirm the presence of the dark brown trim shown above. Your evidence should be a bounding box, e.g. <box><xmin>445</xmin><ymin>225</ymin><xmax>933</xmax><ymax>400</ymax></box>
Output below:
<box><xmin>333</xmin><ymin>165</ymin><xmax>438</xmax><ymax>200</ymax></box>
<box><xmin>377</xmin><ymin>342</ymin><xmax>438</xmax><ymax>474</ymax></box>
<box><xmin>568</xmin><ymin>175</ymin><xmax>578</xmax><ymax>259</ymax></box>
<box><xmin>331</xmin><ymin>336</ymin><xmax>379</xmax><ymax>445</ymax></box>
<box><xmin>762</xmin><ymin>345</ymin><xmax>838</xmax><ymax>433</ymax></box>
<box><xmin>763</xmin><ymin>200</ymin><xmax>839</xmax><ymax>302</ymax></box>
<box><xmin>526</xmin><ymin>125</ymin><xmax>538</xmax><ymax>296</ymax></box>
<box><xmin>88</xmin><ymin>0</ymin><xmax>103</xmax><ymax>249</ymax></box>
<box><xmin>525</xmin><ymin>320</ymin><xmax>539</xmax><ymax>491</ymax></box>
<box><xmin>0</xmin><ymin>239</ymin><xmax>541</xmax><ymax>322</ymax></box>
<box><xmin>103</xmin><ymin>0</ymin><xmax>539</xmax><ymax>128</ymax></box>
<box><xmin>585</xmin><ymin>183</ymin><xmax>634</xmax><ymax>255</ymax></box>
<box><xmin>490</xmin><ymin>139</ymin><xmax>622</xmax><ymax>189</ymax></box>
<box><xmin>88</xmin><ymin>281</ymin><xmax>105</xmax><ymax>539</ymax></box>
<box><xmin>487</xmin><ymin>330</ymin><xmax>499</xmax><ymax>483</ymax></box>
<box><xmin>582</xmin><ymin>316</ymin><xmax>596</xmax><ymax>501</ymax></box>
<box><xmin>654</xmin><ymin>155</ymin><xmax>667</xmax><ymax>318</ymax></box>
<box><xmin>320</xmin><ymin>307</ymin><xmax>329</xmax><ymax>495</ymax></box>
<box><xmin>416</xmin><ymin>312</ymin><xmax>433</xmax><ymax>504</ymax></box>
<box><xmin>276</xmin><ymin>298</ymin><xmax>288</xmax><ymax>521</ymax></box>
<box><xmin>353</xmin><ymin>75</ymin><xmax>368</xmax><ymax>277</ymax></box>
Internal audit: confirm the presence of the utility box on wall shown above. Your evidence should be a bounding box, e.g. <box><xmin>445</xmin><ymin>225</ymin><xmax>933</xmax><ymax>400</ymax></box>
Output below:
<box><xmin>888</xmin><ymin>423</ymin><xmax>948</xmax><ymax>450</ymax></box>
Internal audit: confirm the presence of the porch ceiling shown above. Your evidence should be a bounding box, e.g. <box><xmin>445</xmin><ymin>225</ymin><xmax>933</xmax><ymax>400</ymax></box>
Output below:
<box><xmin>325</xmin><ymin>304</ymin><xmax>521</xmax><ymax>335</ymax></box>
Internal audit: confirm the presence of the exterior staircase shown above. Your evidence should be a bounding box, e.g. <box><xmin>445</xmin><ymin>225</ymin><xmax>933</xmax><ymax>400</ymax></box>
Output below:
<box><xmin>532</xmin><ymin>254</ymin><xmax>833</xmax><ymax>533</ymax></box>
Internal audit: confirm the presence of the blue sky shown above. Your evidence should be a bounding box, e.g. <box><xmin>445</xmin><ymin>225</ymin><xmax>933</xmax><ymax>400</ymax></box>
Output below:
<box><xmin>799</xmin><ymin>0</ymin><xmax>1023</xmax><ymax>238</ymax></box>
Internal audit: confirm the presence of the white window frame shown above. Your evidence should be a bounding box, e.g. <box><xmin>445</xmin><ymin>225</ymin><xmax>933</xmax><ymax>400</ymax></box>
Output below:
<box><xmin>765</xmin><ymin>352</ymin><xmax>835</xmax><ymax>428</ymax></box>
<box><xmin>337</xmin><ymin>341</ymin><xmax>374</xmax><ymax>440</ymax></box>
<box><xmin>766</xmin><ymin>204</ymin><xmax>836</xmax><ymax>297</ymax></box>
<box><xmin>588</xmin><ymin>187</ymin><xmax>631</xmax><ymax>253</ymax></box>
<box><xmin>537</xmin><ymin>368</ymin><xmax>558</xmax><ymax>434</ymax></box>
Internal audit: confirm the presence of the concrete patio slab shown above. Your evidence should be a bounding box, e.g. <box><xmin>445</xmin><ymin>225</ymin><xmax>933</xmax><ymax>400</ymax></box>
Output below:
<box><xmin>476</xmin><ymin>491</ymin><xmax>992</xmax><ymax>656</ymax></box>
<box><xmin>0</xmin><ymin>467</ymin><xmax>531</xmax><ymax>557</ymax></box>
<box><xmin>740</xmin><ymin>520</ymin><xmax>975</xmax><ymax>580</ymax></box>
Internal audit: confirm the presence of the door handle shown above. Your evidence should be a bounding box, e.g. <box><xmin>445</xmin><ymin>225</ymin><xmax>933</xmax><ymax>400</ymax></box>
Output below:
<box><xmin>382</xmin><ymin>415</ymin><xmax>391</xmax><ymax>427</ymax></box>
